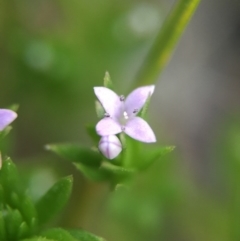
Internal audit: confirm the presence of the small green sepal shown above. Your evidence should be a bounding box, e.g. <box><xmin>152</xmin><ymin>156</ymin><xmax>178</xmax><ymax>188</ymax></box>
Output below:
<box><xmin>103</xmin><ymin>71</ymin><xmax>113</xmax><ymax>89</ymax></box>
<box><xmin>95</xmin><ymin>101</ymin><xmax>105</xmax><ymax>119</ymax></box>
<box><xmin>139</xmin><ymin>93</ymin><xmax>152</xmax><ymax>119</ymax></box>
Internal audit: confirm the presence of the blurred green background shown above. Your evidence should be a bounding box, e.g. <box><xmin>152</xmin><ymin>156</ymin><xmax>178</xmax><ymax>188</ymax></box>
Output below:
<box><xmin>1</xmin><ymin>0</ymin><xmax>240</xmax><ymax>240</ymax></box>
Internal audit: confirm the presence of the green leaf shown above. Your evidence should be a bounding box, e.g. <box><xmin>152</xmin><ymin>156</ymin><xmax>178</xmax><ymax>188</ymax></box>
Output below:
<box><xmin>21</xmin><ymin>237</ymin><xmax>56</xmax><ymax>241</ymax></box>
<box><xmin>100</xmin><ymin>161</ymin><xmax>135</xmax><ymax>179</ymax></box>
<box><xmin>69</xmin><ymin>229</ymin><xmax>106</xmax><ymax>241</ymax></box>
<box><xmin>36</xmin><ymin>176</ymin><xmax>73</xmax><ymax>226</ymax></box>
<box><xmin>138</xmin><ymin>146</ymin><xmax>175</xmax><ymax>170</ymax></box>
<box><xmin>0</xmin><ymin>158</ymin><xmax>21</xmax><ymax>204</ymax></box>
<box><xmin>17</xmin><ymin>222</ymin><xmax>30</xmax><ymax>240</ymax></box>
<box><xmin>121</xmin><ymin>133</ymin><xmax>175</xmax><ymax>170</ymax></box>
<box><xmin>9</xmin><ymin>192</ymin><xmax>19</xmax><ymax>207</ymax></box>
<box><xmin>103</xmin><ymin>71</ymin><xmax>113</xmax><ymax>89</ymax></box>
<box><xmin>41</xmin><ymin>228</ymin><xmax>77</xmax><ymax>241</ymax></box>
<box><xmin>17</xmin><ymin>195</ymin><xmax>37</xmax><ymax>228</ymax></box>
<box><xmin>5</xmin><ymin>206</ymin><xmax>23</xmax><ymax>240</ymax></box>
<box><xmin>6</xmin><ymin>193</ymin><xmax>36</xmax><ymax>232</ymax></box>
<box><xmin>0</xmin><ymin>211</ymin><xmax>6</xmax><ymax>241</ymax></box>
<box><xmin>73</xmin><ymin>163</ymin><xmax>109</xmax><ymax>181</ymax></box>
<box><xmin>99</xmin><ymin>161</ymin><xmax>136</xmax><ymax>186</ymax></box>
<box><xmin>0</xmin><ymin>158</ymin><xmax>19</xmax><ymax>191</ymax></box>
<box><xmin>0</xmin><ymin>185</ymin><xmax>4</xmax><ymax>203</ymax></box>
<box><xmin>0</xmin><ymin>157</ymin><xmax>36</xmax><ymax>239</ymax></box>
<box><xmin>46</xmin><ymin>144</ymin><xmax>113</xmax><ymax>181</ymax></box>
<box><xmin>46</xmin><ymin>144</ymin><xmax>102</xmax><ymax>167</ymax></box>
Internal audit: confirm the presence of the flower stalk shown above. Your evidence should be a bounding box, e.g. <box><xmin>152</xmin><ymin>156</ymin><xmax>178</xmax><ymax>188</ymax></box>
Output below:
<box><xmin>133</xmin><ymin>0</ymin><xmax>201</xmax><ymax>87</ymax></box>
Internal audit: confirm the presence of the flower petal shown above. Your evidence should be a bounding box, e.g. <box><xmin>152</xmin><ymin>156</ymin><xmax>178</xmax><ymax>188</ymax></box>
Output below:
<box><xmin>99</xmin><ymin>135</ymin><xmax>122</xmax><ymax>159</ymax></box>
<box><xmin>96</xmin><ymin>118</ymin><xmax>122</xmax><ymax>136</ymax></box>
<box><xmin>125</xmin><ymin>85</ymin><xmax>155</xmax><ymax>117</ymax></box>
<box><xmin>94</xmin><ymin>87</ymin><xmax>123</xmax><ymax>119</ymax></box>
<box><xmin>124</xmin><ymin>117</ymin><xmax>156</xmax><ymax>143</ymax></box>
<box><xmin>0</xmin><ymin>109</ymin><xmax>17</xmax><ymax>131</ymax></box>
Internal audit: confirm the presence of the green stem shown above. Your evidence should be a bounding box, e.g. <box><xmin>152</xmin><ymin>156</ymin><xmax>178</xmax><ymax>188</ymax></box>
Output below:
<box><xmin>133</xmin><ymin>0</ymin><xmax>201</xmax><ymax>87</ymax></box>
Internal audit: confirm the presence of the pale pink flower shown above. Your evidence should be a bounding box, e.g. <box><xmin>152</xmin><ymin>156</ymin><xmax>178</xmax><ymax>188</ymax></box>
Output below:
<box><xmin>94</xmin><ymin>86</ymin><xmax>156</xmax><ymax>143</ymax></box>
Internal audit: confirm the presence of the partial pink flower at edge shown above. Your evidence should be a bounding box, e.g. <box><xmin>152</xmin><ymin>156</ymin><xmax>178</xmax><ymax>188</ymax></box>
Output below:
<box><xmin>0</xmin><ymin>109</ymin><xmax>18</xmax><ymax>131</ymax></box>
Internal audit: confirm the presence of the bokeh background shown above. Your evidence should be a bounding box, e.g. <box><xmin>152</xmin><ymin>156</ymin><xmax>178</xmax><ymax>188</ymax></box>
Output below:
<box><xmin>1</xmin><ymin>0</ymin><xmax>240</xmax><ymax>240</ymax></box>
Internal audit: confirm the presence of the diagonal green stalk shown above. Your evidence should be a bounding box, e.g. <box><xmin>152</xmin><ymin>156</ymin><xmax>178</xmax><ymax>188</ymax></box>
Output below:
<box><xmin>133</xmin><ymin>0</ymin><xmax>201</xmax><ymax>87</ymax></box>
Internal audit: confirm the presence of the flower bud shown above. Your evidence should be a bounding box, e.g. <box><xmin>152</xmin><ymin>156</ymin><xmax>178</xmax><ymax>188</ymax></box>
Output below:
<box><xmin>99</xmin><ymin>135</ymin><xmax>122</xmax><ymax>159</ymax></box>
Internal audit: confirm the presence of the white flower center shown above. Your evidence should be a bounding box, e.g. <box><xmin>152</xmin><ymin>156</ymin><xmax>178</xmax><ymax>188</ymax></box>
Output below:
<box><xmin>119</xmin><ymin>110</ymin><xmax>129</xmax><ymax>126</ymax></box>
<box><xmin>123</xmin><ymin>111</ymin><xmax>129</xmax><ymax>120</ymax></box>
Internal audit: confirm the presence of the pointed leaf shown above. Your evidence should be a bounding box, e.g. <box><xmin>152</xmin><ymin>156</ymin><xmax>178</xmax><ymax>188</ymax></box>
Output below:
<box><xmin>73</xmin><ymin>163</ymin><xmax>109</xmax><ymax>181</ymax></box>
<box><xmin>21</xmin><ymin>237</ymin><xmax>56</xmax><ymax>241</ymax></box>
<box><xmin>46</xmin><ymin>144</ymin><xmax>102</xmax><ymax>167</ymax></box>
<box><xmin>36</xmin><ymin>176</ymin><xmax>73</xmax><ymax>226</ymax></box>
<box><xmin>17</xmin><ymin>195</ymin><xmax>37</xmax><ymax>227</ymax></box>
<box><xmin>5</xmin><ymin>207</ymin><xmax>23</xmax><ymax>240</ymax></box>
<box><xmin>6</xmin><ymin>192</ymin><xmax>36</xmax><ymax>232</ymax></box>
<box><xmin>46</xmin><ymin>144</ymin><xmax>113</xmax><ymax>181</ymax></box>
<box><xmin>41</xmin><ymin>228</ymin><xmax>77</xmax><ymax>241</ymax></box>
<box><xmin>100</xmin><ymin>161</ymin><xmax>135</xmax><ymax>179</ymax></box>
<box><xmin>17</xmin><ymin>222</ymin><xmax>30</xmax><ymax>239</ymax></box>
<box><xmin>0</xmin><ymin>158</ymin><xmax>19</xmax><ymax>192</ymax></box>
<box><xmin>69</xmin><ymin>229</ymin><xmax>106</xmax><ymax>241</ymax></box>
<box><xmin>0</xmin><ymin>185</ymin><xmax>4</xmax><ymax>203</ymax></box>
<box><xmin>0</xmin><ymin>158</ymin><xmax>23</xmax><ymax>205</ymax></box>
<box><xmin>0</xmin><ymin>159</ymin><xmax>37</xmax><ymax>227</ymax></box>
<box><xmin>0</xmin><ymin>211</ymin><xmax>6</xmax><ymax>241</ymax></box>
<box><xmin>138</xmin><ymin>146</ymin><xmax>175</xmax><ymax>170</ymax></box>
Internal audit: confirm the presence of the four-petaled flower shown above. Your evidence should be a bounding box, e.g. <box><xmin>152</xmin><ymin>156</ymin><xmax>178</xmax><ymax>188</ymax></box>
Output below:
<box><xmin>94</xmin><ymin>85</ymin><xmax>156</xmax><ymax>143</ymax></box>
<box><xmin>0</xmin><ymin>109</ymin><xmax>17</xmax><ymax>131</ymax></box>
